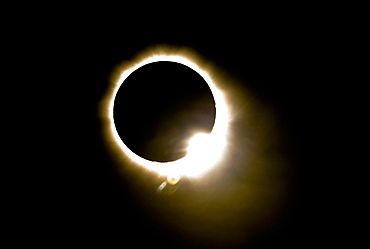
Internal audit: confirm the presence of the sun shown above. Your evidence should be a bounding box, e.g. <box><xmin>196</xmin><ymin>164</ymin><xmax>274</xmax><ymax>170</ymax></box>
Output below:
<box><xmin>101</xmin><ymin>46</ymin><xmax>230</xmax><ymax>178</ymax></box>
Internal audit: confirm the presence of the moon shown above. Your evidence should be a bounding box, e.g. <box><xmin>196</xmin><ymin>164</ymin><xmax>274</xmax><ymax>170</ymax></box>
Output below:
<box><xmin>103</xmin><ymin>48</ymin><xmax>230</xmax><ymax>178</ymax></box>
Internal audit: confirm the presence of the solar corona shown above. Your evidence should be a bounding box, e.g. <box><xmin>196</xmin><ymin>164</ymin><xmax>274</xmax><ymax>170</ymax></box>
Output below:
<box><xmin>105</xmin><ymin>50</ymin><xmax>230</xmax><ymax>179</ymax></box>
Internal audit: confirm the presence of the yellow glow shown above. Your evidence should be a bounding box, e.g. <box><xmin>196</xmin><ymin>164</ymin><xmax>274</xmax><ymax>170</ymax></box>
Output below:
<box><xmin>167</xmin><ymin>175</ymin><xmax>180</xmax><ymax>185</ymax></box>
<box><xmin>103</xmin><ymin>47</ymin><xmax>230</xmax><ymax>178</ymax></box>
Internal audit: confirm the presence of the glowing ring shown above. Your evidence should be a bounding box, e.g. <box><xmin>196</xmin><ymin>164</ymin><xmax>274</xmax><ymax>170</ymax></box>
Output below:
<box><xmin>108</xmin><ymin>54</ymin><xmax>229</xmax><ymax>177</ymax></box>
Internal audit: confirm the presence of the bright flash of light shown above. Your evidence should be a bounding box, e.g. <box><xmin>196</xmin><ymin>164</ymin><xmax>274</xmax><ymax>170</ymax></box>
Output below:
<box><xmin>182</xmin><ymin>133</ymin><xmax>226</xmax><ymax>176</ymax></box>
<box><xmin>102</xmin><ymin>46</ymin><xmax>230</xmax><ymax>178</ymax></box>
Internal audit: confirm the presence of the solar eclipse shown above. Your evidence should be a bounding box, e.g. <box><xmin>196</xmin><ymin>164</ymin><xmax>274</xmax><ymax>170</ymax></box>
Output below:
<box><xmin>103</xmin><ymin>49</ymin><xmax>230</xmax><ymax>178</ymax></box>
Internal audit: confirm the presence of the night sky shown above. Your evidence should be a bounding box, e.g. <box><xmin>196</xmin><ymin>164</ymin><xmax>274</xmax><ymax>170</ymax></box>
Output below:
<box><xmin>20</xmin><ymin>18</ymin><xmax>335</xmax><ymax>248</ymax></box>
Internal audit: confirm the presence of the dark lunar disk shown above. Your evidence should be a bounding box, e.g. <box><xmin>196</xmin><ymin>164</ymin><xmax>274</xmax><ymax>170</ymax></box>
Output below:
<box><xmin>113</xmin><ymin>61</ymin><xmax>216</xmax><ymax>162</ymax></box>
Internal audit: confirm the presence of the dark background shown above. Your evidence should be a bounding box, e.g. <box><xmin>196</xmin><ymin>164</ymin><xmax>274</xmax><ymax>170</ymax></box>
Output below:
<box><xmin>18</xmin><ymin>14</ymin><xmax>338</xmax><ymax>248</ymax></box>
